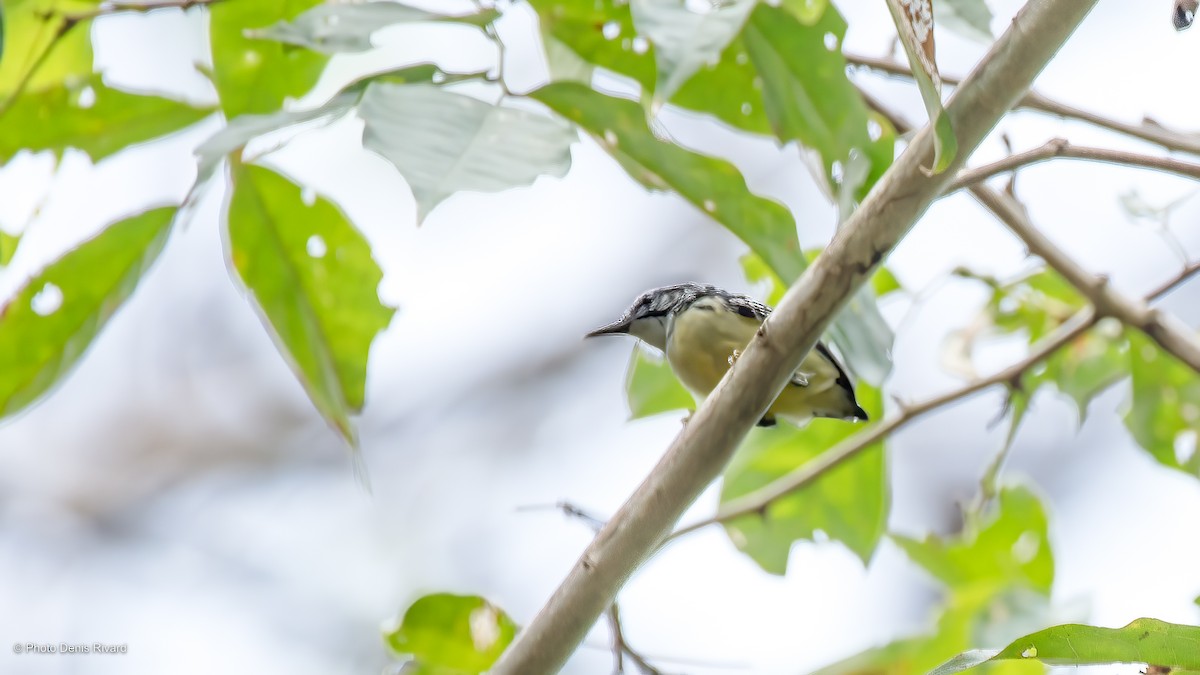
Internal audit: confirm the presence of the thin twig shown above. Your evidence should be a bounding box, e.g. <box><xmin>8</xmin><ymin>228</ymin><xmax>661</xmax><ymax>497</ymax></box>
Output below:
<box><xmin>973</xmin><ymin>186</ymin><xmax>1200</xmax><ymax>374</ymax></box>
<box><xmin>864</xmin><ymin>88</ymin><xmax>1200</xmax><ymax>376</ymax></box>
<box><xmin>947</xmin><ymin>138</ymin><xmax>1200</xmax><ymax>192</ymax></box>
<box><xmin>669</xmin><ymin>259</ymin><xmax>1200</xmax><ymax>539</ymax></box>
<box><xmin>607</xmin><ymin>603</ymin><xmax>666</xmax><ymax>675</ymax></box>
<box><xmin>848</xmin><ymin>52</ymin><xmax>1200</xmax><ymax>156</ymax></box>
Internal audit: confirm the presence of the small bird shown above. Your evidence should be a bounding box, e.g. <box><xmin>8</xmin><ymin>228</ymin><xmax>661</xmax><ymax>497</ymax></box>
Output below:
<box><xmin>587</xmin><ymin>283</ymin><xmax>867</xmax><ymax>427</ymax></box>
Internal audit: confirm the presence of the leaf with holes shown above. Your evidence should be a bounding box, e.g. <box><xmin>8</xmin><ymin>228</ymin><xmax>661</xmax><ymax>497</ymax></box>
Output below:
<box><xmin>630</xmin><ymin>0</ymin><xmax>756</xmax><ymax>112</ymax></box>
<box><xmin>247</xmin><ymin>1</ymin><xmax>498</xmax><ymax>54</ymax></box>
<box><xmin>534</xmin><ymin>82</ymin><xmax>803</xmax><ymax>282</ymax></box>
<box><xmin>1124</xmin><ymin>331</ymin><xmax>1200</xmax><ymax>477</ymax></box>
<box><xmin>893</xmin><ymin>485</ymin><xmax>1054</xmax><ymax>595</ymax></box>
<box><xmin>0</xmin><ymin>0</ymin><xmax>97</xmax><ymax>98</ymax></box>
<box><xmin>885</xmin><ymin>0</ymin><xmax>957</xmax><ymax>173</ymax></box>
<box><xmin>743</xmin><ymin>2</ymin><xmax>893</xmax><ymax>197</ymax></box>
<box><xmin>0</xmin><ymin>207</ymin><xmax>175</xmax><ymax>420</ymax></box>
<box><xmin>720</xmin><ymin>384</ymin><xmax>886</xmax><ymax>573</ymax></box>
<box><xmin>625</xmin><ymin>344</ymin><xmax>694</xmax><ymax>419</ymax></box>
<box><xmin>528</xmin><ymin>0</ymin><xmax>773</xmax><ymax>133</ymax></box>
<box><xmin>360</xmin><ymin>83</ymin><xmax>575</xmax><ymax>222</ymax></box>
<box><xmin>929</xmin><ymin>618</ymin><xmax>1200</xmax><ymax>675</ymax></box>
<box><xmin>224</xmin><ymin>163</ymin><xmax>394</xmax><ymax>444</ymax></box>
<box><xmin>209</xmin><ymin>0</ymin><xmax>327</xmax><ymax>116</ymax></box>
<box><xmin>0</xmin><ymin>78</ymin><xmax>213</xmax><ymax>164</ymax></box>
<box><xmin>385</xmin><ymin>593</ymin><xmax>518</xmax><ymax>674</ymax></box>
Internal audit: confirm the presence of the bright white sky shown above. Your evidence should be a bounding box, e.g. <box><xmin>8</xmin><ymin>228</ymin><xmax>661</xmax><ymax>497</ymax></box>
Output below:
<box><xmin>1</xmin><ymin>1</ymin><xmax>1199</xmax><ymax>674</ymax></box>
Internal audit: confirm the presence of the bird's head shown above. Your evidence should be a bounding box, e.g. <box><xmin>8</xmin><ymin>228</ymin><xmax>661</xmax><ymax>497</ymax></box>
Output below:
<box><xmin>585</xmin><ymin>282</ymin><xmax>714</xmax><ymax>352</ymax></box>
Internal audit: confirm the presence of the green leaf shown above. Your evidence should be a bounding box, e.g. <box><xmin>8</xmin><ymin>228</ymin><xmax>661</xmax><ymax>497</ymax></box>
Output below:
<box><xmin>533</xmin><ymin>82</ymin><xmax>803</xmax><ymax>281</ymax></box>
<box><xmin>0</xmin><ymin>77</ymin><xmax>213</xmax><ymax>164</ymax></box>
<box><xmin>624</xmin><ymin>344</ymin><xmax>694</xmax><ymax>419</ymax></box>
<box><xmin>884</xmin><ymin>0</ymin><xmax>957</xmax><ymax>173</ymax></box>
<box><xmin>247</xmin><ymin>2</ymin><xmax>498</xmax><ymax>54</ymax></box>
<box><xmin>541</xmin><ymin>30</ymin><xmax>595</xmax><ymax>85</ymax></box>
<box><xmin>359</xmin><ymin>83</ymin><xmax>576</xmax><ymax>222</ymax></box>
<box><xmin>929</xmin><ymin>618</ymin><xmax>1200</xmax><ymax>675</ymax></box>
<box><xmin>893</xmin><ymin>485</ymin><xmax>1054</xmax><ymax>595</ymax></box>
<box><xmin>209</xmin><ymin>0</ymin><xmax>328</xmax><ymax>116</ymax></box>
<box><xmin>1033</xmin><ymin>324</ymin><xmax>1127</xmax><ymax>420</ymax></box>
<box><xmin>811</xmin><ymin>585</ymin><xmax>1052</xmax><ymax>675</ymax></box>
<box><xmin>0</xmin><ymin>207</ymin><xmax>175</xmax><ymax>420</ymax></box>
<box><xmin>0</xmin><ymin>229</ymin><xmax>19</xmax><ymax>266</ymax></box>
<box><xmin>720</xmin><ymin>384</ymin><xmax>886</xmax><ymax>573</ymax></box>
<box><xmin>742</xmin><ymin>3</ymin><xmax>892</xmax><ymax>196</ymax></box>
<box><xmin>385</xmin><ymin>594</ymin><xmax>518</xmax><ymax>674</ymax></box>
<box><xmin>1124</xmin><ymin>330</ymin><xmax>1200</xmax><ymax>476</ymax></box>
<box><xmin>629</xmin><ymin>0</ymin><xmax>756</xmax><ymax>112</ymax></box>
<box><xmin>0</xmin><ymin>0</ymin><xmax>97</xmax><ymax>98</ymax></box>
<box><xmin>528</xmin><ymin>0</ymin><xmax>773</xmax><ymax>133</ymax></box>
<box><xmin>224</xmin><ymin>163</ymin><xmax>394</xmax><ymax>444</ymax></box>
<box><xmin>938</xmin><ymin>0</ymin><xmax>994</xmax><ymax>43</ymax></box>
<box><xmin>872</xmin><ymin>265</ymin><xmax>903</xmax><ymax>297</ymax></box>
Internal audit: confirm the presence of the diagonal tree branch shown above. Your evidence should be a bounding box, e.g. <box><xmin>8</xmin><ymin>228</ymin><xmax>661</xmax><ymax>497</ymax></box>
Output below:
<box><xmin>947</xmin><ymin>138</ymin><xmax>1200</xmax><ymax>192</ymax></box>
<box><xmin>848</xmin><ymin>53</ymin><xmax>1200</xmax><ymax>156</ymax></box>
<box><xmin>490</xmin><ymin>2</ymin><xmax>1101</xmax><ymax>673</ymax></box>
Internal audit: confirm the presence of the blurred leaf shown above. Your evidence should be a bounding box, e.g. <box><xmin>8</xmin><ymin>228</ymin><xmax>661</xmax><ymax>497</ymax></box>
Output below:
<box><xmin>811</xmin><ymin>585</ymin><xmax>1051</xmax><ymax>675</ymax></box>
<box><xmin>893</xmin><ymin>485</ymin><xmax>1054</xmax><ymax>595</ymax></box>
<box><xmin>1124</xmin><ymin>331</ymin><xmax>1200</xmax><ymax>477</ymax></box>
<box><xmin>534</xmin><ymin>82</ymin><xmax>804</xmax><ymax>281</ymax></box>
<box><xmin>194</xmin><ymin>63</ymin><xmax>480</xmax><ymax>188</ymax></box>
<box><xmin>783</xmin><ymin>0</ymin><xmax>830</xmax><ymax>23</ymax></box>
<box><xmin>873</xmin><ymin>265</ymin><xmax>903</xmax><ymax>297</ymax></box>
<box><xmin>360</xmin><ymin>83</ymin><xmax>575</xmax><ymax>222</ymax></box>
<box><xmin>720</xmin><ymin>384</ymin><xmax>886</xmax><ymax>573</ymax></box>
<box><xmin>194</xmin><ymin>89</ymin><xmax>359</xmax><ymax>188</ymax></box>
<box><xmin>885</xmin><ymin>0</ymin><xmax>957</xmax><ymax>173</ymax></box>
<box><xmin>0</xmin><ymin>77</ymin><xmax>213</xmax><ymax>164</ymax></box>
<box><xmin>929</xmin><ymin>618</ymin><xmax>1200</xmax><ymax>675</ymax></box>
<box><xmin>247</xmin><ymin>2</ymin><xmax>498</xmax><ymax>54</ymax></box>
<box><xmin>625</xmin><ymin>344</ymin><xmax>694</xmax><ymax>419</ymax></box>
<box><xmin>630</xmin><ymin>0</ymin><xmax>756</xmax><ymax>112</ymax></box>
<box><xmin>542</xmin><ymin>30</ymin><xmax>595</xmax><ymax>84</ymax></box>
<box><xmin>937</xmin><ymin>0</ymin><xmax>993</xmax><ymax>42</ymax></box>
<box><xmin>528</xmin><ymin>0</ymin><xmax>773</xmax><ymax>133</ymax></box>
<box><xmin>1032</xmin><ymin>324</ymin><xmax>1127</xmax><ymax>420</ymax></box>
<box><xmin>385</xmin><ymin>593</ymin><xmax>518</xmax><ymax>674</ymax></box>
<box><xmin>210</xmin><ymin>0</ymin><xmax>327</xmax><ymax>116</ymax></box>
<box><xmin>0</xmin><ymin>0</ymin><xmax>97</xmax><ymax>98</ymax></box>
<box><xmin>224</xmin><ymin>163</ymin><xmax>394</xmax><ymax>444</ymax></box>
<box><xmin>0</xmin><ymin>206</ymin><xmax>175</xmax><ymax>420</ymax></box>
<box><xmin>0</xmin><ymin>230</ymin><xmax>19</xmax><ymax>266</ymax></box>
<box><xmin>743</xmin><ymin>3</ymin><xmax>892</xmax><ymax>196</ymax></box>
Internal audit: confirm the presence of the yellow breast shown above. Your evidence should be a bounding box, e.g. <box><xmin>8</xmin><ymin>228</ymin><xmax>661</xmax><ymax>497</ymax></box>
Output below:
<box><xmin>664</xmin><ymin>300</ymin><xmax>862</xmax><ymax>424</ymax></box>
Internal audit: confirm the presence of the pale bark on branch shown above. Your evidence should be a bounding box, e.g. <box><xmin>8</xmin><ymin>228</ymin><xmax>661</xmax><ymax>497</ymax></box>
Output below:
<box><xmin>490</xmin><ymin>3</ymin><xmax>1101</xmax><ymax>673</ymax></box>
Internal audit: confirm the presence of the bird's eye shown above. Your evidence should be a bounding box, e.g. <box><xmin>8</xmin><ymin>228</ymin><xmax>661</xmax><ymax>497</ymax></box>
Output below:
<box><xmin>736</xmin><ymin>305</ymin><xmax>757</xmax><ymax>319</ymax></box>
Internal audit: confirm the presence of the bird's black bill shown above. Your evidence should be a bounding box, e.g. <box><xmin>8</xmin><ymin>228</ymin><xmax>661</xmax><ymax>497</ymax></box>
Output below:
<box><xmin>585</xmin><ymin>320</ymin><xmax>630</xmax><ymax>338</ymax></box>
